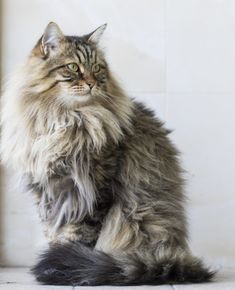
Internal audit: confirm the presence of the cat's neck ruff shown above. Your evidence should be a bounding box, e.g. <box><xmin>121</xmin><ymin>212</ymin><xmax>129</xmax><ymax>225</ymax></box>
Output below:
<box><xmin>2</xmin><ymin>94</ymin><xmax>131</xmax><ymax>184</ymax></box>
<box><xmin>1</xmin><ymin>64</ymin><xmax>133</xmax><ymax>186</ymax></box>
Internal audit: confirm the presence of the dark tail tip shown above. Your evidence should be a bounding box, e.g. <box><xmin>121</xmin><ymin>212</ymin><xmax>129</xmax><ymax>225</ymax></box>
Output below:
<box><xmin>167</xmin><ymin>256</ymin><xmax>216</xmax><ymax>284</ymax></box>
<box><xmin>31</xmin><ymin>251</ymin><xmax>72</xmax><ymax>285</ymax></box>
<box><xmin>31</xmin><ymin>241</ymin><xmax>124</xmax><ymax>286</ymax></box>
<box><xmin>31</xmin><ymin>242</ymin><xmax>87</xmax><ymax>285</ymax></box>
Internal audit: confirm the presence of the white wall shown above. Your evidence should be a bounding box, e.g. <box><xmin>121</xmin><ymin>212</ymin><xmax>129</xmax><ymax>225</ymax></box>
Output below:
<box><xmin>1</xmin><ymin>0</ymin><xmax>235</xmax><ymax>266</ymax></box>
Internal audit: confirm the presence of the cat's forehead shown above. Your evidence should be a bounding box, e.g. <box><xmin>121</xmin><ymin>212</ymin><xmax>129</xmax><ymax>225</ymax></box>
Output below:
<box><xmin>63</xmin><ymin>36</ymin><xmax>100</xmax><ymax>65</ymax></box>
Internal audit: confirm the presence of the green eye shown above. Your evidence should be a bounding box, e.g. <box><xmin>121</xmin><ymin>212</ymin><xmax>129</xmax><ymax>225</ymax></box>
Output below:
<box><xmin>93</xmin><ymin>64</ymin><xmax>101</xmax><ymax>73</ymax></box>
<box><xmin>67</xmin><ymin>63</ymin><xmax>79</xmax><ymax>72</ymax></box>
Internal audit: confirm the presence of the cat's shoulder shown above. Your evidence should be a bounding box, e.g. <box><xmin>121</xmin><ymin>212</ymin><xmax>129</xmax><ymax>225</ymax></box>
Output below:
<box><xmin>129</xmin><ymin>100</ymin><xmax>172</xmax><ymax>138</ymax></box>
<box><xmin>132</xmin><ymin>100</ymin><xmax>163</xmax><ymax>125</ymax></box>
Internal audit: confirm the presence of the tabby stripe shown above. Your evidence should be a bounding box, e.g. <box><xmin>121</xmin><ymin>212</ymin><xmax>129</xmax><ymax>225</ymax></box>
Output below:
<box><xmin>46</xmin><ymin>65</ymin><xmax>67</xmax><ymax>77</ymax></box>
<box><xmin>84</xmin><ymin>45</ymin><xmax>91</xmax><ymax>62</ymax></box>
<box><xmin>75</xmin><ymin>51</ymin><xmax>82</xmax><ymax>63</ymax></box>
<box><xmin>41</xmin><ymin>79</ymin><xmax>71</xmax><ymax>94</ymax></box>
<box><xmin>76</xmin><ymin>48</ymin><xmax>86</xmax><ymax>63</ymax></box>
<box><xmin>78</xmin><ymin>45</ymin><xmax>88</xmax><ymax>62</ymax></box>
<box><xmin>61</xmin><ymin>73</ymin><xmax>72</xmax><ymax>79</ymax></box>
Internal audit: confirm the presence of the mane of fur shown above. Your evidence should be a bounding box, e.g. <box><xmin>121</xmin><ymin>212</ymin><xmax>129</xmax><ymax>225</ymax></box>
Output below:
<box><xmin>1</xmin><ymin>24</ymin><xmax>214</xmax><ymax>285</ymax></box>
<box><xmin>1</xmin><ymin>58</ymin><xmax>133</xmax><ymax>232</ymax></box>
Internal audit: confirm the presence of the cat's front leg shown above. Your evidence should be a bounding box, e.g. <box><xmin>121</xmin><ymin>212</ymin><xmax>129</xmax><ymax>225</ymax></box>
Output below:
<box><xmin>45</xmin><ymin>221</ymin><xmax>101</xmax><ymax>246</ymax></box>
<box><xmin>48</xmin><ymin>224</ymin><xmax>79</xmax><ymax>243</ymax></box>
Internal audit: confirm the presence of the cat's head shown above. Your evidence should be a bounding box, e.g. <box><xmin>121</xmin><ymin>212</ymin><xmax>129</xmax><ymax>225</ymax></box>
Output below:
<box><xmin>28</xmin><ymin>22</ymin><xmax>110</xmax><ymax>107</ymax></box>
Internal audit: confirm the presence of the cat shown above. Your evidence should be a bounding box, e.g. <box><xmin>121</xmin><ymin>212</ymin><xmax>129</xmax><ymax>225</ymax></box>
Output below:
<box><xmin>1</xmin><ymin>22</ymin><xmax>214</xmax><ymax>286</ymax></box>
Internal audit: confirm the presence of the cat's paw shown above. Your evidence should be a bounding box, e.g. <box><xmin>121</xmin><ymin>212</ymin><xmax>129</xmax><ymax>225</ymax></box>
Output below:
<box><xmin>62</xmin><ymin>224</ymin><xmax>80</xmax><ymax>242</ymax></box>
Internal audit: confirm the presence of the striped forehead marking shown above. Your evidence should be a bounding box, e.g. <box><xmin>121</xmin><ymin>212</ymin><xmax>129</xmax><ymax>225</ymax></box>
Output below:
<box><xmin>75</xmin><ymin>43</ymin><xmax>96</xmax><ymax>65</ymax></box>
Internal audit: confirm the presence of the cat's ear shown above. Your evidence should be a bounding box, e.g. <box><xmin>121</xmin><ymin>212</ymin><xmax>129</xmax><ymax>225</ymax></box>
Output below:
<box><xmin>85</xmin><ymin>24</ymin><xmax>107</xmax><ymax>44</ymax></box>
<box><xmin>41</xmin><ymin>22</ymin><xmax>65</xmax><ymax>56</ymax></box>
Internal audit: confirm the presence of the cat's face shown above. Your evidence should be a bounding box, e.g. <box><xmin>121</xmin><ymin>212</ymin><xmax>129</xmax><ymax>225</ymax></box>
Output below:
<box><xmin>30</xmin><ymin>22</ymin><xmax>109</xmax><ymax>107</ymax></box>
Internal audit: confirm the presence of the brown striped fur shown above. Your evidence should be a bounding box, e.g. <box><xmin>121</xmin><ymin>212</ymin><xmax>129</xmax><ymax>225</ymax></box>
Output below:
<box><xmin>1</xmin><ymin>22</ymin><xmax>214</xmax><ymax>285</ymax></box>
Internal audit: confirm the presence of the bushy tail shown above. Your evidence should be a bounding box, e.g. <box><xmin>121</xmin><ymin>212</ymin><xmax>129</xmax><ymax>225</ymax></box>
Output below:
<box><xmin>32</xmin><ymin>242</ymin><xmax>215</xmax><ymax>286</ymax></box>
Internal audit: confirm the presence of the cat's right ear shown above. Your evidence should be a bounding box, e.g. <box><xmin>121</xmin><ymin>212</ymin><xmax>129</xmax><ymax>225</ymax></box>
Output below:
<box><xmin>39</xmin><ymin>22</ymin><xmax>65</xmax><ymax>57</ymax></box>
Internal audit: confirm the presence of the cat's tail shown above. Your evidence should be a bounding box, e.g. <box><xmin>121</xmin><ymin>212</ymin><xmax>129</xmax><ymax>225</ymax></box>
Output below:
<box><xmin>31</xmin><ymin>241</ymin><xmax>215</xmax><ymax>286</ymax></box>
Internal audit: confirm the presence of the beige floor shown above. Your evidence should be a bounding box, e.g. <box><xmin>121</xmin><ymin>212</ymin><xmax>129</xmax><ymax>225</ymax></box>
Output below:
<box><xmin>0</xmin><ymin>267</ymin><xmax>235</xmax><ymax>290</ymax></box>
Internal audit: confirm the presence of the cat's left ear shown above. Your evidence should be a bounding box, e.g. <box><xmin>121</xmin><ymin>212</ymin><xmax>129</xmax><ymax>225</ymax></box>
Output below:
<box><xmin>85</xmin><ymin>24</ymin><xmax>107</xmax><ymax>44</ymax></box>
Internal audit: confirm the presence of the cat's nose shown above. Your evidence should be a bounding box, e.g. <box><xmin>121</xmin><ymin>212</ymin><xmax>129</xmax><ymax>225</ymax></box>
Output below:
<box><xmin>86</xmin><ymin>80</ymin><xmax>96</xmax><ymax>89</ymax></box>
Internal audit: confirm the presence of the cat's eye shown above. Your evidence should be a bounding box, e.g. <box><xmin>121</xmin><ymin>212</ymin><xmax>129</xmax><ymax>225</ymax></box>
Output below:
<box><xmin>67</xmin><ymin>63</ymin><xmax>79</xmax><ymax>72</ymax></box>
<box><xmin>93</xmin><ymin>64</ymin><xmax>101</xmax><ymax>73</ymax></box>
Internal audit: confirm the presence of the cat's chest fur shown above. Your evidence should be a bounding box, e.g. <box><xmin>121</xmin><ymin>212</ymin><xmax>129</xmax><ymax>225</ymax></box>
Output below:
<box><xmin>26</xmin><ymin>106</ymin><xmax>121</xmax><ymax>183</ymax></box>
<box><xmin>2</xmin><ymin>101</ymin><xmax>124</xmax><ymax>230</ymax></box>
<box><xmin>24</xmin><ymin>107</ymin><xmax>123</xmax><ymax>231</ymax></box>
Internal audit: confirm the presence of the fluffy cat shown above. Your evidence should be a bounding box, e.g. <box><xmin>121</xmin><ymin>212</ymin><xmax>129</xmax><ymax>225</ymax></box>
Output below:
<box><xmin>1</xmin><ymin>22</ymin><xmax>214</xmax><ymax>286</ymax></box>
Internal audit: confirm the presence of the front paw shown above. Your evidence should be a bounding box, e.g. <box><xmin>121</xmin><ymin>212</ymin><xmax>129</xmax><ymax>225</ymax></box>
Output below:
<box><xmin>45</xmin><ymin>224</ymin><xmax>80</xmax><ymax>244</ymax></box>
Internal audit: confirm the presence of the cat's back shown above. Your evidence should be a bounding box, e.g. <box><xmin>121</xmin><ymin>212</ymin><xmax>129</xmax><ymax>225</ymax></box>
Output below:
<box><xmin>122</xmin><ymin>100</ymin><xmax>180</xmax><ymax>176</ymax></box>
<box><xmin>130</xmin><ymin>101</ymin><xmax>171</xmax><ymax>142</ymax></box>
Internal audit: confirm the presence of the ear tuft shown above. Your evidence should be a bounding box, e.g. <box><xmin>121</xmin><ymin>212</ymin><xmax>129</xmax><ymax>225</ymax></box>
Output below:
<box><xmin>86</xmin><ymin>24</ymin><xmax>107</xmax><ymax>44</ymax></box>
<box><xmin>41</xmin><ymin>22</ymin><xmax>64</xmax><ymax>56</ymax></box>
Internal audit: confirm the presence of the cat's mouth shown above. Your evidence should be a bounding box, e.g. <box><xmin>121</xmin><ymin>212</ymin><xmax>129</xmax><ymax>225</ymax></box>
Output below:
<box><xmin>70</xmin><ymin>85</ymin><xmax>94</xmax><ymax>97</ymax></box>
<box><xmin>58</xmin><ymin>84</ymin><xmax>95</xmax><ymax>106</ymax></box>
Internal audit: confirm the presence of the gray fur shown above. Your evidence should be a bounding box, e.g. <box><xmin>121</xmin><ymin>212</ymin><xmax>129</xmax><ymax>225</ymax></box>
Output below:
<box><xmin>1</xmin><ymin>22</ymin><xmax>214</xmax><ymax>285</ymax></box>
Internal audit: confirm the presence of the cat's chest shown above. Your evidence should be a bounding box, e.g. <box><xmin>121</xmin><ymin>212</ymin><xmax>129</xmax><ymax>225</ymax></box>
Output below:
<box><xmin>28</xmin><ymin>109</ymin><xmax>120</xmax><ymax>184</ymax></box>
<box><xmin>28</xmin><ymin>124</ymin><xmax>78</xmax><ymax>182</ymax></box>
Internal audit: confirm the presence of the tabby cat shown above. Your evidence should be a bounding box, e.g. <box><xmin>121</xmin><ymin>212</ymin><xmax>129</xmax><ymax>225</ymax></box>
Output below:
<box><xmin>1</xmin><ymin>22</ymin><xmax>214</xmax><ymax>286</ymax></box>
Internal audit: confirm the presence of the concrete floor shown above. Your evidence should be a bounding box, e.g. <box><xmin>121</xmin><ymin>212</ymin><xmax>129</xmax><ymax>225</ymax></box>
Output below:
<box><xmin>0</xmin><ymin>266</ymin><xmax>235</xmax><ymax>290</ymax></box>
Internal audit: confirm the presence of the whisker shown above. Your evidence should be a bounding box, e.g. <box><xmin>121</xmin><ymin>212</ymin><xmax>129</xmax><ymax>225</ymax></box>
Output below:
<box><xmin>97</xmin><ymin>91</ymin><xmax>114</xmax><ymax>105</ymax></box>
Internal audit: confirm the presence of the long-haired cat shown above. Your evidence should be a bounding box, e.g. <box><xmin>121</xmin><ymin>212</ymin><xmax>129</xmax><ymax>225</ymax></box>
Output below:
<box><xmin>1</xmin><ymin>22</ymin><xmax>214</xmax><ymax>286</ymax></box>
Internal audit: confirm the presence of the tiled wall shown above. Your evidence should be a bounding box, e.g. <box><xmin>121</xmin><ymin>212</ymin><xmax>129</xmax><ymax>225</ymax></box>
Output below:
<box><xmin>1</xmin><ymin>0</ymin><xmax>235</xmax><ymax>266</ymax></box>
